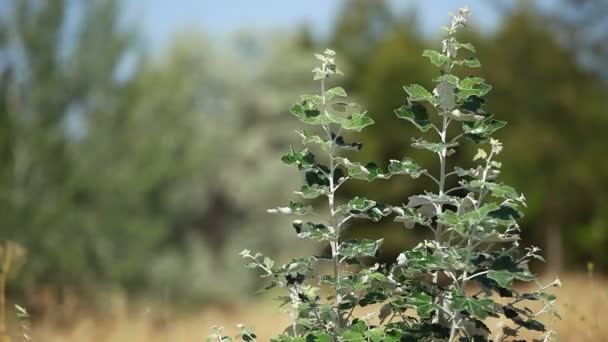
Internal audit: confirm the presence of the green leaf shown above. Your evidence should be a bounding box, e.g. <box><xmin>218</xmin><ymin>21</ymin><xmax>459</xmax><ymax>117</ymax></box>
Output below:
<box><xmin>452</xmin><ymin>295</ymin><xmax>495</xmax><ymax>320</ymax></box>
<box><xmin>433</xmin><ymin>74</ymin><xmax>459</xmax><ymax>85</ymax></box>
<box><xmin>403</xmin><ymin>84</ymin><xmax>433</xmax><ymax>102</ymax></box>
<box><xmin>407</xmin><ymin>290</ymin><xmax>434</xmax><ymax>318</ymax></box>
<box><xmin>457</xmin><ymin>82</ymin><xmax>492</xmax><ymax>101</ymax></box>
<box><xmin>346</xmin><ymin>198</ymin><xmax>392</xmax><ymax>222</ymax></box>
<box><xmin>267</xmin><ymin>201</ymin><xmax>312</xmax><ymax>215</ymax></box>
<box><xmin>406</xmin><ymin>193</ymin><xmax>459</xmax><ymax>208</ymax></box>
<box><xmin>522</xmin><ymin>319</ymin><xmax>545</xmax><ymax>332</ymax></box>
<box><xmin>468</xmin><ymin>181</ymin><xmax>521</xmax><ymax>201</ymax></box>
<box><xmin>411</xmin><ymin>138</ymin><xmax>459</xmax><ymax>153</ymax></box>
<box><xmin>324</xmin><ymin>86</ymin><xmax>347</xmax><ymax>100</ymax></box>
<box><xmin>307</xmin><ymin>332</ymin><xmax>332</xmax><ymax>342</ymax></box>
<box><xmin>292</xmin><ymin>221</ymin><xmax>335</xmax><ymax>241</ymax></box>
<box><xmin>295</xmin><ymin>185</ymin><xmax>328</xmax><ymax>199</ymax></box>
<box><xmin>290</xmin><ymin>100</ymin><xmax>321</xmax><ymax>123</ymax></box>
<box><xmin>488</xmin><ymin>205</ymin><xmax>523</xmax><ymax>220</ymax></box>
<box><xmin>422</xmin><ymin>50</ymin><xmax>450</xmax><ymax>66</ymax></box>
<box><xmin>347</xmin><ymin>197</ymin><xmax>376</xmax><ymax>211</ymax></box>
<box><xmin>463</xmin><ymin>118</ymin><xmax>507</xmax><ymax>144</ymax></box>
<box><xmin>296</xmin><ymin>130</ymin><xmax>362</xmax><ymax>151</ymax></box>
<box><xmin>438</xmin><ymin>210</ymin><xmax>467</xmax><ymax>235</ymax></box>
<box><xmin>394</xmin><ymin>103</ymin><xmax>433</xmax><ymax>132</ymax></box>
<box><xmin>340</xmin><ymin>239</ymin><xmax>383</xmax><ymax>259</ymax></box>
<box><xmin>487</xmin><ymin>270</ymin><xmax>516</xmax><ymax>287</ymax></box>
<box><xmin>462</xmin><ymin>203</ymin><xmax>500</xmax><ymax>224</ymax></box>
<box><xmin>342</xmin><ymin>331</ymin><xmax>365</xmax><ymax>342</ymax></box>
<box><xmin>341</xmin><ymin>112</ymin><xmax>374</xmax><ymax>131</ymax></box>
<box><xmin>337</xmin><ymin>158</ymin><xmax>390</xmax><ymax>181</ymax></box>
<box><xmin>454</xmin><ymin>58</ymin><xmax>481</xmax><ymax>68</ymax></box>
<box><xmin>281</xmin><ymin>147</ymin><xmax>316</xmax><ymax>170</ymax></box>
<box><xmin>458</xmin><ymin>77</ymin><xmax>485</xmax><ymax>90</ymax></box>
<box><xmin>333</xmin><ymin>134</ymin><xmax>363</xmax><ymax>150</ymax></box>
<box><xmin>393</xmin><ymin>207</ymin><xmax>431</xmax><ymax>229</ymax></box>
<box><xmin>295</xmin><ymin>130</ymin><xmax>330</xmax><ymax>149</ymax></box>
<box><xmin>455</xmin><ymin>42</ymin><xmax>476</xmax><ymax>53</ymax></box>
<box><xmin>388</xmin><ymin>158</ymin><xmax>424</xmax><ymax>178</ymax></box>
<box><xmin>441</xmin><ymin>109</ymin><xmax>485</xmax><ymax>122</ymax></box>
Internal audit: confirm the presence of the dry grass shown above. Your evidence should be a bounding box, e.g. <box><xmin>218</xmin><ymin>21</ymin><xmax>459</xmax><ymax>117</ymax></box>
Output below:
<box><xmin>25</xmin><ymin>274</ymin><xmax>608</xmax><ymax>341</ymax></box>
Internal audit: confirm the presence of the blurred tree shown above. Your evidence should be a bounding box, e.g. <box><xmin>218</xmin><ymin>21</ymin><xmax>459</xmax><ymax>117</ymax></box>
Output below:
<box><xmin>0</xmin><ymin>0</ymin><xmax>139</xmax><ymax>304</ymax></box>
<box><xmin>478</xmin><ymin>8</ymin><xmax>608</xmax><ymax>272</ymax></box>
<box><xmin>330</xmin><ymin>0</ymin><xmax>395</xmax><ymax>89</ymax></box>
<box><xmin>492</xmin><ymin>0</ymin><xmax>608</xmax><ymax>81</ymax></box>
<box><xmin>115</xmin><ymin>31</ymin><xmax>322</xmax><ymax>304</ymax></box>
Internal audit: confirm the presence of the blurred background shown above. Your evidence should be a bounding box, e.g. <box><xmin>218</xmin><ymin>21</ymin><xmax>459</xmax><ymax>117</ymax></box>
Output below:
<box><xmin>0</xmin><ymin>0</ymin><xmax>607</xmax><ymax>340</ymax></box>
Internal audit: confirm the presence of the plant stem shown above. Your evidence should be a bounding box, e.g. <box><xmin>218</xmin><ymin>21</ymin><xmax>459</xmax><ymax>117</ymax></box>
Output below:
<box><xmin>321</xmin><ymin>75</ymin><xmax>342</xmax><ymax>330</ymax></box>
<box><xmin>432</xmin><ymin>116</ymin><xmax>449</xmax><ymax>325</ymax></box>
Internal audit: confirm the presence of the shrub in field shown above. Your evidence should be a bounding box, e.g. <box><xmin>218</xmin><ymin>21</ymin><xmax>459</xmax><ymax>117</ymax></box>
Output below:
<box><xmin>210</xmin><ymin>7</ymin><xmax>559</xmax><ymax>342</ymax></box>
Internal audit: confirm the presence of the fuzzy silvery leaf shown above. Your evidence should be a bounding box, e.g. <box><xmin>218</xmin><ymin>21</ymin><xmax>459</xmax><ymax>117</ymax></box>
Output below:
<box><xmin>473</xmin><ymin>148</ymin><xmax>487</xmax><ymax>161</ymax></box>
<box><xmin>403</xmin><ymin>84</ymin><xmax>433</xmax><ymax>102</ymax></box>
<box><xmin>455</xmin><ymin>42</ymin><xmax>476</xmax><ymax>52</ymax></box>
<box><xmin>438</xmin><ymin>210</ymin><xmax>467</xmax><ymax>235</ymax></box>
<box><xmin>451</xmin><ymin>294</ymin><xmax>495</xmax><ymax>320</ymax></box>
<box><xmin>295</xmin><ymin>130</ymin><xmax>331</xmax><ymax>150</ymax></box>
<box><xmin>340</xmin><ymin>111</ymin><xmax>374</xmax><ymax>131</ymax></box>
<box><xmin>458</xmin><ymin>194</ymin><xmax>477</xmax><ymax>215</ymax></box>
<box><xmin>296</xmin><ymin>130</ymin><xmax>362</xmax><ymax>151</ymax></box>
<box><xmin>462</xmin><ymin>203</ymin><xmax>500</xmax><ymax>225</ymax></box>
<box><xmin>433</xmin><ymin>73</ymin><xmax>459</xmax><ymax>85</ymax></box>
<box><xmin>406</xmin><ymin>290</ymin><xmax>434</xmax><ymax>318</ymax></box>
<box><xmin>458</xmin><ymin>77</ymin><xmax>485</xmax><ymax>90</ymax></box>
<box><xmin>290</xmin><ymin>100</ymin><xmax>339</xmax><ymax>125</ymax></box>
<box><xmin>323</xmin><ymin>86</ymin><xmax>347</xmax><ymax>101</ymax></box>
<box><xmin>388</xmin><ymin>158</ymin><xmax>425</xmax><ymax>178</ymax></box>
<box><xmin>407</xmin><ymin>193</ymin><xmax>459</xmax><ymax>208</ymax></box>
<box><xmin>340</xmin><ymin>239</ymin><xmax>383</xmax><ymax>259</ymax></box>
<box><xmin>456</xmin><ymin>82</ymin><xmax>492</xmax><ymax>101</ymax></box>
<box><xmin>468</xmin><ymin>180</ymin><xmax>521</xmax><ymax>201</ymax></box>
<box><xmin>336</xmin><ymin>158</ymin><xmax>390</xmax><ymax>181</ymax></box>
<box><xmin>463</xmin><ymin>118</ymin><xmax>507</xmax><ymax>144</ymax></box>
<box><xmin>487</xmin><ymin>270</ymin><xmax>518</xmax><ymax>287</ymax></box>
<box><xmin>422</xmin><ymin>49</ymin><xmax>450</xmax><ymax>66</ymax></box>
<box><xmin>347</xmin><ymin>198</ymin><xmax>392</xmax><ymax>222</ymax></box>
<box><xmin>281</xmin><ymin>147</ymin><xmax>316</xmax><ymax>171</ymax></box>
<box><xmin>411</xmin><ymin>137</ymin><xmax>459</xmax><ymax>153</ymax></box>
<box><xmin>453</xmin><ymin>57</ymin><xmax>482</xmax><ymax>68</ymax></box>
<box><xmin>394</xmin><ymin>103</ymin><xmax>433</xmax><ymax>132</ymax></box>
<box><xmin>332</xmin><ymin>133</ymin><xmax>363</xmax><ymax>151</ymax></box>
<box><xmin>488</xmin><ymin>205</ymin><xmax>523</xmax><ymax>221</ymax></box>
<box><xmin>290</xmin><ymin>100</ymin><xmax>321</xmax><ymax>122</ymax></box>
<box><xmin>267</xmin><ymin>201</ymin><xmax>312</xmax><ymax>216</ymax></box>
<box><xmin>396</xmin><ymin>244</ymin><xmax>461</xmax><ymax>272</ymax></box>
<box><xmin>347</xmin><ymin>197</ymin><xmax>376</xmax><ymax>212</ymax></box>
<box><xmin>292</xmin><ymin>221</ymin><xmax>335</xmax><ymax>241</ymax></box>
<box><xmin>442</xmin><ymin>109</ymin><xmax>485</xmax><ymax>122</ymax></box>
<box><xmin>393</xmin><ymin>207</ymin><xmax>432</xmax><ymax>229</ymax></box>
<box><xmin>295</xmin><ymin>185</ymin><xmax>328</xmax><ymax>199</ymax></box>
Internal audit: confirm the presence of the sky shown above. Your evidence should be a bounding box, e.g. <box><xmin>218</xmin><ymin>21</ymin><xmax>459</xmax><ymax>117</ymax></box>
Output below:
<box><xmin>123</xmin><ymin>0</ymin><xmax>506</xmax><ymax>53</ymax></box>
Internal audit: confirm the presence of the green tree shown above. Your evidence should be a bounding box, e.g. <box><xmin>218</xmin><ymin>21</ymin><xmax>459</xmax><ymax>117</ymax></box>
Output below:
<box><xmin>478</xmin><ymin>9</ymin><xmax>608</xmax><ymax>271</ymax></box>
<box><xmin>0</xmin><ymin>0</ymin><xmax>138</xmax><ymax>299</ymax></box>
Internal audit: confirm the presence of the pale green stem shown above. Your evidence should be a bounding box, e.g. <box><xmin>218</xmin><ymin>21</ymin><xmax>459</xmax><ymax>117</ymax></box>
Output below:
<box><xmin>321</xmin><ymin>74</ymin><xmax>342</xmax><ymax>330</ymax></box>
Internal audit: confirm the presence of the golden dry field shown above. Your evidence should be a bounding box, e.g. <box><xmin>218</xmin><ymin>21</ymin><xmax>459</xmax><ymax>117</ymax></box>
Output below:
<box><xmin>27</xmin><ymin>274</ymin><xmax>608</xmax><ymax>342</ymax></box>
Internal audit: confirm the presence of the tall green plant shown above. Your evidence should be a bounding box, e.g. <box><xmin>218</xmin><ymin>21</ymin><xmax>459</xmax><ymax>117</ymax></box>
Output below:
<box><xmin>211</xmin><ymin>7</ymin><xmax>559</xmax><ymax>342</ymax></box>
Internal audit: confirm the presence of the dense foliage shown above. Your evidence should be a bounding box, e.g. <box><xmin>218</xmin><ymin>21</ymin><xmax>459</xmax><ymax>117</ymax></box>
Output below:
<box><xmin>213</xmin><ymin>8</ymin><xmax>560</xmax><ymax>342</ymax></box>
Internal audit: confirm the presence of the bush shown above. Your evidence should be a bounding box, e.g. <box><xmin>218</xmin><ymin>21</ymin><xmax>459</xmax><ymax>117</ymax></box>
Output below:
<box><xmin>211</xmin><ymin>7</ymin><xmax>560</xmax><ymax>342</ymax></box>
